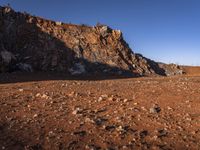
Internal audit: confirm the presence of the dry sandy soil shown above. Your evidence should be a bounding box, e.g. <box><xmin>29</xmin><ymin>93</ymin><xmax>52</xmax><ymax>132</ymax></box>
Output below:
<box><xmin>1</xmin><ymin>67</ymin><xmax>200</xmax><ymax>150</ymax></box>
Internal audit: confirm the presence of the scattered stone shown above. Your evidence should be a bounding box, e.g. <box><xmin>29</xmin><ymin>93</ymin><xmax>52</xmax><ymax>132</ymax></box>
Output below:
<box><xmin>19</xmin><ymin>88</ymin><xmax>24</xmax><ymax>92</ymax></box>
<box><xmin>139</xmin><ymin>130</ymin><xmax>148</xmax><ymax>138</ymax></box>
<box><xmin>48</xmin><ymin>131</ymin><xmax>55</xmax><ymax>138</ymax></box>
<box><xmin>101</xmin><ymin>94</ymin><xmax>108</xmax><ymax>98</ymax></box>
<box><xmin>85</xmin><ymin>144</ymin><xmax>101</xmax><ymax>150</ymax></box>
<box><xmin>122</xmin><ymin>145</ymin><xmax>128</xmax><ymax>149</ymax></box>
<box><xmin>141</xmin><ymin>106</ymin><xmax>147</xmax><ymax>111</ymax></box>
<box><xmin>167</xmin><ymin>106</ymin><xmax>173</xmax><ymax>111</ymax></box>
<box><xmin>123</xmin><ymin>99</ymin><xmax>128</xmax><ymax>103</ymax></box>
<box><xmin>85</xmin><ymin>117</ymin><xmax>93</xmax><ymax>123</ymax></box>
<box><xmin>150</xmin><ymin>104</ymin><xmax>161</xmax><ymax>114</ymax></box>
<box><xmin>97</xmin><ymin>94</ymin><xmax>109</xmax><ymax>102</ymax></box>
<box><xmin>185</xmin><ymin>100</ymin><xmax>190</xmax><ymax>103</ymax></box>
<box><xmin>41</xmin><ymin>94</ymin><xmax>49</xmax><ymax>99</ymax></box>
<box><xmin>94</xmin><ymin>109</ymin><xmax>106</xmax><ymax>114</ymax></box>
<box><xmin>104</xmin><ymin>125</ymin><xmax>116</xmax><ymax>131</ymax></box>
<box><xmin>108</xmin><ymin>97</ymin><xmax>114</xmax><ymax>101</ymax></box>
<box><xmin>93</xmin><ymin>117</ymin><xmax>107</xmax><ymax>126</ymax></box>
<box><xmin>68</xmin><ymin>91</ymin><xmax>76</xmax><ymax>97</ymax></box>
<box><xmin>72</xmin><ymin>107</ymin><xmax>83</xmax><ymax>115</ymax></box>
<box><xmin>98</xmin><ymin>96</ymin><xmax>103</xmax><ymax>102</ymax></box>
<box><xmin>73</xmin><ymin>131</ymin><xmax>86</xmax><ymax>137</ymax></box>
<box><xmin>50</xmin><ymin>100</ymin><xmax>54</xmax><ymax>104</ymax></box>
<box><xmin>35</xmin><ymin>93</ymin><xmax>41</xmax><ymax>97</ymax></box>
<box><xmin>33</xmin><ymin>114</ymin><xmax>38</xmax><ymax>118</ymax></box>
<box><xmin>157</xmin><ymin>129</ymin><xmax>168</xmax><ymax>137</ymax></box>
<box><xmin>116</xmin><ymin>126</ymin><xmax>124</xmax><ymax>132</ymax></box>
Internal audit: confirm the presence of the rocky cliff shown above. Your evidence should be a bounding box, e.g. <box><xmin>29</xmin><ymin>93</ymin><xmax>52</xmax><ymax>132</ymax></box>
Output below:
<box><xmin>0</xmin><ymin>6</ymin><xmax>182</xmax><ymax>76</ymax></box>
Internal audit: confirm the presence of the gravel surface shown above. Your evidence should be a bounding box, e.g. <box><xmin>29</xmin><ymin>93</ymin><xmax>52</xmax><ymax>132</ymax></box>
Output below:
<box><xmin>1</xmin><ymin>72</ymin><xmax>200</xmax><ymax>149</ymax></box>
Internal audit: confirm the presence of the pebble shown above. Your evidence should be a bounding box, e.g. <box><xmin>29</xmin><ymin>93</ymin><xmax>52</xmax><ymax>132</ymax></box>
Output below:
<box><xmin>72</xmin><ymin>107</ymin><xmax>83</xmax><ymax>115</ymax></box>
<box><xmin>73</xmin><ymin>131</ymin><xmax>86</xmax><ymax>137</ymax></box>
<box><xmin>139</xmin><ymin>130</ymin><xmax>148</xmax><ymax>138</ymax></box>
<box><xmin>150</xmin><ymin>104</ymin><xmax>161</xmax><ymax>114</ymax></box>
<box><xmin>116</xmin><ymin>126</ymin><xmax>124</xmax><ymax>132</ymax></box>
<box><xmin>68</xmin><ymin>91</ymin><xmax>75</xmax><ymax>97</ymax></box>
<box><xmin>122</xmin><ymin>145</ymin><xmax>128</xmax><ymax>149</ymax></box>
<box><xmin>101</xmin><ymin>94</ymin><xmax>108</xmax><ymax>98</ymax></box>
<box><xmin>103</xmin><ymin>125</ymin><xmax>116</xmax><ymax>131</ymax></box>
<box><xmin>41</xmin><ymin>94</ymin><xmax>49</xmax><ymax>99</ymax></box>
<box><xmin>35</xmin><ymin>93</ymin><xmax>41</xmax><ymax>97</ymax></box>
<box><xmin>114</xmin><ymin>110</ymin><xmax>118</xmax><ymax>114</ymax></box>
<box><xmin>19</xmin><ymin>88</ymin><xmax>24</xmax><ymax>92</ymax></box>
<box><xmin>33</xmin><ymin>114</ymin><xmax>38</xmax><ymax>118</ymax></box>
<box><xmin>94</xmin><ymin>118</ymin><xmax>107</xmax><ymax>126</ymax></box>
<box><xmin>167</xmin><ymin>106</ymin><xmax>173</xmax><ymax>111</ymax></box>
<box><xmin>98</xmin><ymin>97</ymin><xmax>103</xmax><ymax>102</ymax></box>
<box><xmin>141</xmin><ymin>106</ymin><xmax>147</xmax><ymax>111</ymax></box>
<box><xmin>48</xmin><ymin>131</ymin><xmax>55</xmax><ymax>138</ymax></box>
<box><xmin>123</xmin><ymin>99</ymin><xmax>128</xmax><ymax>103</ymax></box>
<box><xmin>157</xmin><ymin>129</ymin><xmax>168</xmax><ymax>137</ymax></box>
<box><xmin>50</xmin><ymin>100</ymin><xmax>56</xmax><ymax>104</ymax></box>
<box><xmin>108</xmin><ymin>97</ymin><xmax>114</xmax><ymax>101</ymax></box>
<box><xmin>85</xmin><ymin>117</ymin><xmax>93</xmax><ymax>123</ymax></box>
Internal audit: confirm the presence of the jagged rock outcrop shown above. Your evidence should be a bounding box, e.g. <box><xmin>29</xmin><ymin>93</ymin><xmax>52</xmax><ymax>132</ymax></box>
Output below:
<box><xmin>158</xmin><ymin>63</ymin><xmax>184</xmax><ymax>76</ymax></box>
<box><xmin>0</xmin><ymin>6</ymin><xmax>183</xmax><ymax>76</ymax></box>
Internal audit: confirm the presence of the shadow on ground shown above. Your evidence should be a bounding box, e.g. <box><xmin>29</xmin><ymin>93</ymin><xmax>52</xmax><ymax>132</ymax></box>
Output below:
<box><xmin>0</xmin><ymin>72</ymin><xmax>140</xmax><ymax>84</ymax></box>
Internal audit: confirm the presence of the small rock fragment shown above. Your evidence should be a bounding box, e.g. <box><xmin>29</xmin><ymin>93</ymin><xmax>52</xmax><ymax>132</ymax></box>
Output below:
<box><xmin>72</xmin><ymin>107</ymin><xmax>83</xmax><ymax>115</ymax></box>
<box><xmin>19</xmin><ymin>88</ymin><xmax>24</xmax><ymax>92</ymax></box>
<box><xmin>41</xmin><ymin>94</ymin><xmax>49</xmax><ymax>99</ymax></box>
<box><xmin>36</xmin><ymin>93</ymin><xmax>41</xmax><ymax>97</ymax></box>
<box><xmin>157</xmin><ymin>129</ymin><xmax>168</xmax><ymax>137</ymax></box>
<box><xmin>98</xmin><ymin>96</ymin><xmax>103</xmax><ymax>102</ymax></box>
<box><xmin>150</xmin><ymin>104</ymin><xmax>161</xmax><ymax>114</ymax></box>
<box><xmin>73</xmin><ymin>131</ymin><xmax>86</xmax><ymax>137</ymax></box>
<box><xmin>123</xmin><ymin>99</ymin><xmax>128</xmax><ymax>103</ymax></box>
<box><xmin>139</xmin><ymin>130</ymin><xmax>148</xmax><ymax>138</ymax></box>
<box><xmin>33</xmin><ymin>114</ymin><xmax>38</xmax><ymax>118</ymax></box>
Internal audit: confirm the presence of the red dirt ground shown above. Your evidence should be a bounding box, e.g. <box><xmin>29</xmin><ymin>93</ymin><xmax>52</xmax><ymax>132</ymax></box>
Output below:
<box><xmin>1</xmin><ymin>67</ymin><xmax>200</xmax><ymax>150</ymax></box>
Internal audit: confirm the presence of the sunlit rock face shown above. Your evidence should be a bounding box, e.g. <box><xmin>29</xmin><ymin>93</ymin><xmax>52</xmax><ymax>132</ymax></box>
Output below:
<box><xmin>0</xmin><ymin>6</ymin><xmax>183</xmax><ymax>76</ymax></box>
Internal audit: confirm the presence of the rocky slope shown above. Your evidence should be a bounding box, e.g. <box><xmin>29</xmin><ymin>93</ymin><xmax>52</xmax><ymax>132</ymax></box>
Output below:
<box><xmin>0</xmin><ymin>6</ymin><xmax>182</xmax><ymax>76</ymax></box>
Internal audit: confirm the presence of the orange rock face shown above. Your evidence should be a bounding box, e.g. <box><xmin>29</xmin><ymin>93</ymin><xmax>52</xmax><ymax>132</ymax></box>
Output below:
<box><xmin>0</xmin><ymin>6</ymin><xmax>182</xmax><ymax>76</ymax></box>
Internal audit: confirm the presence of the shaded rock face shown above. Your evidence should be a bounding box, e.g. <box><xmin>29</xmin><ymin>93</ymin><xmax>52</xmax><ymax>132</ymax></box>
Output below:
<box><xmin>158</xmin><ymin>63</ymin><xmax>184</xmax><ymax>76</ymax></box>
<box><xmin>0</xmin><ymin>6</ymin><xmax>182</xmax><ymax>76</ymax></box>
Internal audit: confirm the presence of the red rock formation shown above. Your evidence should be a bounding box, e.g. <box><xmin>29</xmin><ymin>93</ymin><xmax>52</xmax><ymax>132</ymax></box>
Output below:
<box><xmin>0</xmin><ymin>6</ymin><xmax>182</xmax><ymax>76</ymax></box>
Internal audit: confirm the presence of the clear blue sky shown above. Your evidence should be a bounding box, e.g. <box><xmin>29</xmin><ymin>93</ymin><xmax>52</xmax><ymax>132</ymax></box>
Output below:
<box><xmin>1</xmin><ymin>0</ymin><xmax>200</xmax><ymax>65</ymax></box>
